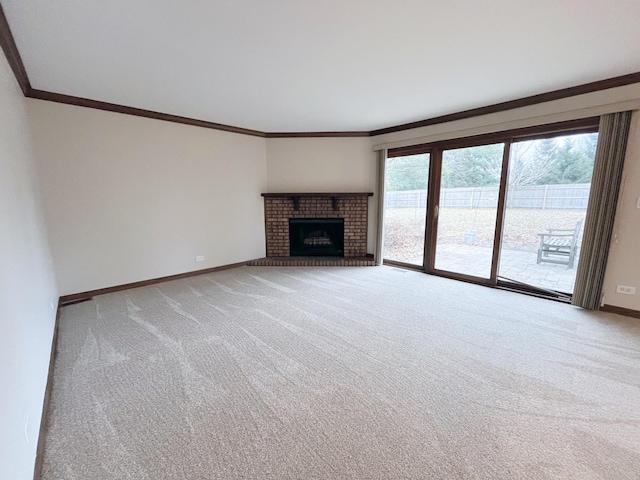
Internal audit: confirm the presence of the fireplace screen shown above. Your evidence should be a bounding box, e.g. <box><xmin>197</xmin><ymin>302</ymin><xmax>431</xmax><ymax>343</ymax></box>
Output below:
<box><xmin>289</xmin><ymin>218</ymin><xmax>344</xmax><ymax>256</ymax></box>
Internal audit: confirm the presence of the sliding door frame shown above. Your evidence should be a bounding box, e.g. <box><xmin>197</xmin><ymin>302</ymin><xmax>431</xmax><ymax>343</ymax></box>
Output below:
<box><xmin>426</xmin><ymin>138</ymin><xmax>509</xmax><ymax>285</ymax></box>
<box><xmin>490</xmin><ymin>140</ymin><xmax>512</xmax><ymax>283</ymax></box>
<box><xmin>423</xmin><ymin>147</ymin><xmax>438</xmax><ymax>274</ymax></box>
<box><xmin>384</xmin><ymin>117</ymin><xmax>600</xmax><ymax>293</ymax></box>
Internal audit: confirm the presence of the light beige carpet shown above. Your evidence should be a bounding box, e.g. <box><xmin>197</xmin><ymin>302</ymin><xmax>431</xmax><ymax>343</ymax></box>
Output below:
<box><xmin>42</xmin><ymin>266</ymin><xmax>640</xmax><ymax>479</ymax></box>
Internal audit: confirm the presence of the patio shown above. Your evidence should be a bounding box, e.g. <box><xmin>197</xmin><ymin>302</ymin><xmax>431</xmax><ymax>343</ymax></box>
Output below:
<box><xmin>426</xmin><ymin>244</ymin><xmax>578</xmax><ymax>293</ymax></box>
<box><xmin>384</xmin><ymin>207</ymin><xmax>584</xmax><ymax>295</ymax></box>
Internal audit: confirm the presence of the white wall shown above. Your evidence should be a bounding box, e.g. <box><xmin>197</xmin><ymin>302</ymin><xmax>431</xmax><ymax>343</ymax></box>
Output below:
<box><xmin>266</xmin><ymin>137</ymin><xmax>377</xmax><ymax>253</ymax></box>
<box><xmin>27</xmin><ymin>100</ymin><xmax>267</xmax><ymax>296</ymax></box>
<box><xmin>0</xmin><ymin>54</ymin><xmax>58</xmax><ymax>479</ymax></box>
<box><xmin>602</xmin><ymin>111</ymin><xmax>640</xmax><ymax>310</ymax></box>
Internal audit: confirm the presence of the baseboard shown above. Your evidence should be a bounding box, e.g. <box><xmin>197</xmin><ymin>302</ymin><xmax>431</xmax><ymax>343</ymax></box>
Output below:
<box><xmin>382</xmin><ymin>259</ymin><xmax>424</xmax><ymax>273</ymax></box>
<box><xmin>59</xmin><ymin>261</ymin><xmax>250</xmax><ymax>305</ymax></box>
<box><xmin>600</xmin><ymin>304</ymin><xmax>640</xmax><ymax>319</ymax></box>
<box><xmin>33</xmin><ymin>304</ymin><xmax>61</xmax><ymax>480</ymax></box>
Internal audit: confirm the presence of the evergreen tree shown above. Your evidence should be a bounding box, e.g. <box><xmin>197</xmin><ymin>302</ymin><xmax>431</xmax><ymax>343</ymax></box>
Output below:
<box><xmin>385</xmin><ymin>154</ymin><xmax>429</xmax><ymax>191</ymax></box>
<box><xmin>441</xmin><ymin>144</ymin><xmax>503</xmax><ymax>188</ymax></box>
<box><xmin>385</xmin><ymin>133</ymin><xmax>597</xmax><ymax>192</ymax></box>
<box><xmin>538</xmin><ymin>137</ymin><xmax>594</xmax><ymax>185</ymax></box>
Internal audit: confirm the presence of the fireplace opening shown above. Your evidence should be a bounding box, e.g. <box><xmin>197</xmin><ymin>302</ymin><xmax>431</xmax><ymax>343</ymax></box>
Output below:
<box><xmin>289</xmin><ymin>218</ymin><xmax>344</xmax><ymax>257</ymax></box>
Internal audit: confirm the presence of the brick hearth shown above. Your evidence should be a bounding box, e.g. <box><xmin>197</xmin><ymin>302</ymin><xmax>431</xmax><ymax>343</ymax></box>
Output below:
<box><xmin>246</xmin><ymin>256</ymin><xmax>375</xmax><ymax>267</ymax></box>
<box><xmin>258</xmin><ymin>193</ymin><xmax>373</xmax><ymax>264</ymax></box>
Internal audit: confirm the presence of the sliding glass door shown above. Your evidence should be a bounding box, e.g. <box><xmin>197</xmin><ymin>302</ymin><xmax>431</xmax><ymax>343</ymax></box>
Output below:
<box><xmin>433</xmin><ymin>143</ymin><xmax>505</xmax><ymax>280</ymax></box>
<box><xmin>383</xmin><ymin>153</ymin><xmax>430</xmax><ymax>267</ymax></box>
<box><xmin>382</xmin><ymin>119</ymin><xmax>600</xmax><ymax>299</ymax></box>
<box><xmin>498</xmin><ymin>133</ymin><xmax>598</xmax><ymax>294</ymax></box>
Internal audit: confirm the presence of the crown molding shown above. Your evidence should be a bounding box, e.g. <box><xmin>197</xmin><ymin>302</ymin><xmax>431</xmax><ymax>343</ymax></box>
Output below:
<box><xmin>28</xmin><ymin>89</ymin><xmax>267</xmax><ymax>137</ymax></box>
<box><xmin>266</xmin><ymin>131</ymin><xmax>370</xmax><ymax>138</ymax></box>
<box><xmin>0</xmin><ymin>2</ymin><xmax>30</xmax><ymax>95</ymax></box>
<box><xmin>2</xmin><ymin>3</ymin><xmax>640</xmax><ymax>139</ymax></box>
<box><xmin>370</xmin><ymin>72</ymin><xmax>640</xmax><ymax>136</ymax></box>
<box><xmin>28</xmin><ymin>90</ymin><xmax>370</xmax><ymax>137</ymax></box>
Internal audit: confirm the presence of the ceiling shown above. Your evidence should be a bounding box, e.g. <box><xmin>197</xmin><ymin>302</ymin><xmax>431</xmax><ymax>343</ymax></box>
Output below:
<box><xmin>4</xmin><ymin>0</ymin><xmax>640</xmax><ymax>133</ymax></box>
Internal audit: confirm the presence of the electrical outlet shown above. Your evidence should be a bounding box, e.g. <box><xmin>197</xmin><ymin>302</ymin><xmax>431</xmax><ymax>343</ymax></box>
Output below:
<box><xmin>616</xmin><ymin>285</ymin><xmax>636</xmax><ymax>295</ymax></box>
<box><xmin>195</xmin><ymin>255</ymin><xmax>205</xmax><ymax>262</ymax></box>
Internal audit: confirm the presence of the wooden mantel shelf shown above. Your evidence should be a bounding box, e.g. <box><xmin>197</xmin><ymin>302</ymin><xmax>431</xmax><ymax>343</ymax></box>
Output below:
<box><xmin>261</xmin><ymin>192</ymin><xmax>373</xmax><ymax>211</ymax></box>
<box><xmin>261</xmin><ymin>192</ymin><xmax>373</xmax><ymax>197</ymax></box>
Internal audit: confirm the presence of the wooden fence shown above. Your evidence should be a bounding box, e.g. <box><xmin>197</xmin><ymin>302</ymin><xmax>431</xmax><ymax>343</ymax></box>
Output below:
<box><xmin>386</xmin><ymin>183</ymin><xmax>591</xmax><ymax>210</ymax></box>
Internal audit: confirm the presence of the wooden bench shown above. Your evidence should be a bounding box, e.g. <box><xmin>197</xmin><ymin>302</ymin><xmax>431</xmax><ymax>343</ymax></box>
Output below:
<box><xmin>536</xmin><ymin>219</ymin><xmax>583</xmax><ymax>269</ymax></box>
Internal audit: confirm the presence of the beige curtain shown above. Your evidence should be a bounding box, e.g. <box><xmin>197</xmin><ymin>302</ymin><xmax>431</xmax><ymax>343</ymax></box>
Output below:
<box><xmin>572</xmin><ymin>111</ymin><xmax>633</xmax><ymax>309</ymax></box>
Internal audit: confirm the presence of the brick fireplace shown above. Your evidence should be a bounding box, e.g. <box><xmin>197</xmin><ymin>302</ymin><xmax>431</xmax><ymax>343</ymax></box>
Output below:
<box><xmin>247</xmin><ymin>192</ymin><xmax>375</xmax><ymax>266</ymax></box>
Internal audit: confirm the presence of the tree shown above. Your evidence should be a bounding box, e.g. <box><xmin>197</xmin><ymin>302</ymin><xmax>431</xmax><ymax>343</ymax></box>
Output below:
<box><xmin>385</xmin><ymin>154</ymin><xmax>429</xmax><ymax>191</ymax></box>
<box><xmin>441</xmin><ymin>143</ymin><xmax>503</xmax><ymax>188</ymax></box>
<box><xmin>507</xmin><ymin>133</ymin><xmax>596</xmax><ymax>186</ymax></box>
<box><xmin>506</xmin><ymin>139</ymin><xmax>558</xmax><ymax>186</ymax></box>
<box><xmin>539</xmin><ymin>137</ymin><xmax>594</xmax><ymax>184</ymax></box>
<box><xmin>385</xmin><ymin>132</ymin><xmax>597</xmax><ymax>192</ymax></box>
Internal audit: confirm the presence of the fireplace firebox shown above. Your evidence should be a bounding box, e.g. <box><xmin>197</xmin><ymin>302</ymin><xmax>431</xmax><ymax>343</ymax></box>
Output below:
<box><xmin>289</xmin><ymin>218</ymin><xmax>344</xmax><ymax>257</ymax></box>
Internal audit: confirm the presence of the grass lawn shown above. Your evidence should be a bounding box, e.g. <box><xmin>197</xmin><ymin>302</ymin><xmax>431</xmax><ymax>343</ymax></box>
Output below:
<box><xmin>384</xmin><ymin>207</ymin><xmax>586</xmax><ymax>264</ymax></box>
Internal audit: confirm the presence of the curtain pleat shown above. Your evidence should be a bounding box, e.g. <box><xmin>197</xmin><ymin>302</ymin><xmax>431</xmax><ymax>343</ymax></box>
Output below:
<box><xmin>572</xmin><ymin>111</ymin><xmax>632</xmax><ymax>309</ymax></box>
<box><xmin>375</xmin><ymin>149</ymin><xmax>387</xmax><ymax>265</ymax></box>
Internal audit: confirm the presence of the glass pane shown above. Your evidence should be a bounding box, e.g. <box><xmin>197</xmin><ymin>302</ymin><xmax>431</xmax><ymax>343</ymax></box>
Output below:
<box><xmin>383</xmin><ymin>153</ymin><xmax>430</xmax><ymax>265</ymax></box>
<box><xmin>498</xmin><ymin>133</ymin><xmax>598</xmax><ymax>293</ymax></box>
<box><xmin>434</xmin><ymin>143</ymin><xmax>505</xmax><ymax>278</ymax></box>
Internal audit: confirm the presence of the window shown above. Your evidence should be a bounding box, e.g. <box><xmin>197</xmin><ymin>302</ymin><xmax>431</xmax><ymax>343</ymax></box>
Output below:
<box><xmin>382</xmin><ymin>117</ymin><xmax>599</xmax><ymax>299</ymax></box>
